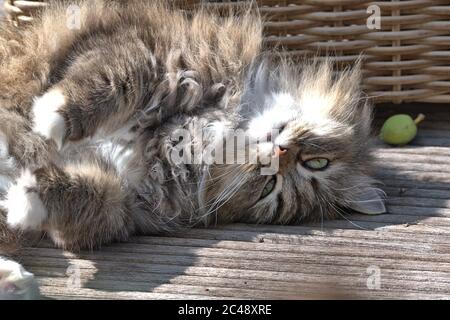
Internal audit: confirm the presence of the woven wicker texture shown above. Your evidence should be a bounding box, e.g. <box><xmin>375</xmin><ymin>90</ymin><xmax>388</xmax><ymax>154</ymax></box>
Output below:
<box><xmin>3</xmin><ymin>0</ymin><xmax>450</xmax><ymax>103</ymax></box>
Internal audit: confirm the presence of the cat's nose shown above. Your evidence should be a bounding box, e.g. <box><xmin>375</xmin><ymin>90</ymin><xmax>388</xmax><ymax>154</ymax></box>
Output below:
<box><xmin>274</xmin><ymin>145</ymin><xmax>288</xmax><ymax>157</ymax></box>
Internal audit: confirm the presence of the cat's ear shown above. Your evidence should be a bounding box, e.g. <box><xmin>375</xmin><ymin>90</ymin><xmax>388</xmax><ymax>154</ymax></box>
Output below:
<box><xmin>347</xmin><ymin>186</ymin><xmax>386</xmax><ymax>215</ymax></box>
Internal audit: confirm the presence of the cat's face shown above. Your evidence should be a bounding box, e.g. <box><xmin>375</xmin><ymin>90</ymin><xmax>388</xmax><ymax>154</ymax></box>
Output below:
<box><xmin>200</xmin><ymin>59</ymin><xmax>385</xmax><ymax>225</ymax></box>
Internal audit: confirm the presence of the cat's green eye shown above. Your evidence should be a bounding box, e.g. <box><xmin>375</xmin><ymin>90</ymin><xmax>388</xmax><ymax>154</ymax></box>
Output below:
<box><xmin>303</xmin><ymin>158</ymin><xmax>330</xmax><ymax>171</ymax></box>
<box><xmin>260</xmin><ymin>176</ymin><xmax>276</xmax><ymax>199</ymax></box>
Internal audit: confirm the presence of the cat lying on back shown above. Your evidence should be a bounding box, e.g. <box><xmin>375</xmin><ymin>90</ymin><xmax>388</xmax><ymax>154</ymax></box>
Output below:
<box><xmin>0</xmin><ymin>0</ymin><xmax>385</xmax><ymax>296</ymax></box>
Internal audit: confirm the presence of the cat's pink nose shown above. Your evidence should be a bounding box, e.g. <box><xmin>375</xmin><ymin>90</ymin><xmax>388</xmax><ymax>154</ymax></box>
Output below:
<box><xmin>274</xmin><ymin>145</ymin><xmax>288</xmax><ymax>157</ymax></box>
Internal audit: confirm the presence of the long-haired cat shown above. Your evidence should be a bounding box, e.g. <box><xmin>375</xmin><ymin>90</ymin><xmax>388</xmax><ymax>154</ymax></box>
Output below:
<box><xmin>0</xmin><ymin>0</ymin><xmax>385</xmax><ymax>297</ymax></box>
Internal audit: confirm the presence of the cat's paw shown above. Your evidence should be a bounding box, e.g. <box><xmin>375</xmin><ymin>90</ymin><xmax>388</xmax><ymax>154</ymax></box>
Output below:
<box><xmin>31</xmin><ymin>89</ymin><xmax>67</xmax><ymax>150</ymax></box>
<box><xmin>0</xmin><ymin>170</ymin><xmax>47</xmax><ymax>231</ymax></box>
<box><xmin>0</xmin><ymin>257</ymin><xmax>39</xmax><ymax>300</ymax></box>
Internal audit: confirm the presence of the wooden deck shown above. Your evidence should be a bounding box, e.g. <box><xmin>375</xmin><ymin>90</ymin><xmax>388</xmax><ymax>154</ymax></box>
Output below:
<box><xmin>12</xmin><ymin>104</ymin><xmax>450</xmax><ymax>299</ymax></box>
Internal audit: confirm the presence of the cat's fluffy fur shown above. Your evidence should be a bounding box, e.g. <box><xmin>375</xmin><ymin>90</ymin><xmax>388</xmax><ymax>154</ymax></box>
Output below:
<box><xmin>0</xmin><ymin>0</ymin><xmax>385</xmax><ymax>257</ymax></box>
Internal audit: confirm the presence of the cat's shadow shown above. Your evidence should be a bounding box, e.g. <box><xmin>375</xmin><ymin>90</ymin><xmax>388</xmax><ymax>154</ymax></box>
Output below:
<box><xmin>25</xmin><ymin>235</ymin><xmax>212</xmax><ymax>299</ymax></box>
<box><xmin>81</xmin><ymin>236</ymin><xmax>214</xmax><ymax>298</ymax></box>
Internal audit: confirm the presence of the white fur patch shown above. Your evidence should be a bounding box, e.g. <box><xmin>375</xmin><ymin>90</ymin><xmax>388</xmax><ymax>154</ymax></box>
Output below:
<box><xmin>0</xmin><ymin>257</ymin><xmax>38</xmax><ymax>299</ymax></box>
<box><xmin>0</xmin><ymin>174</ymin><xmax>14</xmax><ymax>195</ymax></box>
<box><xmin>0</xmin><ymin>170</ymin><xmax>47</xmax><ymax>230</ymax></box>
<box><xmin>0</xmin><ymin>131</ymin><xmax>8</xmax><ymax>158</ymax></box>
<box><xmin>256</xmin><ymin>141</ymin><xmax>274</xmax><ymax>161</ymax></box>
<box><xmin>66</xmin><ymin>123</ymin><xmax>138</xmax><ymax>177</ymax></box>
<box><xmin>297</xmin><ymin>88</ymin><xmax>347</xmax><ymax>137</ymax></box>
<box><xmin>96</xmin><ymin>140</ymin><xmax>135</xmax><ymax>176</ymax></box>
<box><xmin>248</xmin><ymin>93</ymin><xmax>298</xmax><ymax>141</ymax></box>
<box><xmin>0</xmin><ymin>257</ymin><xmax>34</xmax><ymax>288</ymax></box>
<box><xmin>0</xmin><ymin>131</ymin><xmax>16</xmax><ymax>194</ymax></box>
<box><xmin>31</xmin><ymin>89</ymin><xmax>66</xmax><ymax>150</ymax></box>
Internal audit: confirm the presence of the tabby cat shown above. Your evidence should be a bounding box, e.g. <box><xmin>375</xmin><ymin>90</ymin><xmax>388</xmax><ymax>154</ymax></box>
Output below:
<box><xmin>0</xmin><ymin>0</ymin><xmax>384</xmax><ymax>296</ymax></box>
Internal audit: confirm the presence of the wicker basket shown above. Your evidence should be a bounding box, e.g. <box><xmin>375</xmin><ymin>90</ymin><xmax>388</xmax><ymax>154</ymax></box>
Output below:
<box><xmin>4</xmin><ymin>0</ymin><xmax>450</xmax><ymax>104</ymax></box>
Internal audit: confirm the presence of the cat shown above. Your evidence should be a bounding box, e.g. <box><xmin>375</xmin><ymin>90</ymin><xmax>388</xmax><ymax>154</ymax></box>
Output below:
<box><xmin>0</xmin><ymin>0</ymin><xmax>385</xmax><ymax>298</ymax></box>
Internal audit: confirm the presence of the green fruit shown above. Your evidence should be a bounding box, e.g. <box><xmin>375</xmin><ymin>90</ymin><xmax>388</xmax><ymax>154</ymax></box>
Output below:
<box><xmin>380</xmin><ymin>114</ymin><xmax>425</xmax><ymax>145</ymax></box>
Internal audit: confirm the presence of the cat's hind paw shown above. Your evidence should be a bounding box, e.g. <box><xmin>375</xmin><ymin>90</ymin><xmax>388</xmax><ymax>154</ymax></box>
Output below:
<box><xmin>31</xmin><ymin>89</ymin><xmax>67</xmax><ymax>150</ymax></box>
<box><xmin>0</xmin><ymin>257</ymin><xmax>39</xmax><ymax>300</ymax></box>
<box><xmin>0</xmin><ymin>170</ymin><xmax>47</xmax><ymax>231</ymax></box>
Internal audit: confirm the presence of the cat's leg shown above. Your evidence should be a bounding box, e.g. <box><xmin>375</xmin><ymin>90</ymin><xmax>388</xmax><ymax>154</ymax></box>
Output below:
<box><xmin>0</xmin><ymin>113</ymin><xmax>43</xmax><ymax>300</ymax></box>
<box><xmin>0</xmin><ymin>107</ymin><xmax>55</xmax><ymax>170</ymax></box>
<box><xmin>2</xmin><ymin>161</ymin><xmax>135</xmax><ymax>251</ymax></box>
<box><xmin>0</xmin><ymin>256</ymin><xmax>39</xmax><ymax>300</ymax></box>
<box><xmin>31</xmin><ymin>42</ymin><xmax>156</xmax><ymax>148</ymax></box>
<box><xmin>29</xmin><ymin>88</ymin><xmax>67</xmax><ymax>150</ymax></box>
<box><xmin>1</xmin><ymin>169</ymin><xmax>47</xmax><ymax>231</ymax></box>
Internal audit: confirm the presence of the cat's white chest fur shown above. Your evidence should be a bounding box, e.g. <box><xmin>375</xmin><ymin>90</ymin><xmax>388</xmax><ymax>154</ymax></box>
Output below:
<box><xmin>30</xmin><ymin>89</ymin><xmax>138</xmax><ymax>179</ymax></box>
<box><xmin>95</xmin><ymin>139</ymin><xmax>135</xmax><ymax>175</ymax></box>
<box><xmin>63</xmin><ymin>122</ymin><xmax>139</xmax><ymax>181</ymax></box>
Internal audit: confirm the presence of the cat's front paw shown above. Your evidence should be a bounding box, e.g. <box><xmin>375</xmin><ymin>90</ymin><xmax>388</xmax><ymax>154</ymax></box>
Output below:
<box><xmin>0</xmin><ymin>170</ymin><xmax>47</xmax><ymax>231</ymax></box>
<box><xmin>31</xmin><ymin>89</ymin><xmax>67</xmax><ymax>150</ymax></box>
<box><xmin>0</xmin><ymin>257</ymin><xmax>39</xmax><ymax>300</ymax></box>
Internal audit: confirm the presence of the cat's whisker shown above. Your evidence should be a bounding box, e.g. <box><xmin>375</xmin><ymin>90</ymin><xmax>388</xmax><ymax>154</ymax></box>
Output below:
<box><xmin>196</xmin><ymin>171</ymin><xmax>241</xmax><ymax>214</ymax></box>
<box><xmin>330</xmin><ymin>185</ymin><xmax>386</xmax><ymax>198</ymax></box>
<box><xmin>198</xmin><ymin>167</ymin><xmax>244</xmax><ymax>192</ymax></box>
<box><xmin>327</xmin><ymin>183</ymin><xmax>370</xmax><ymax>191</ymax></box>
<box><xmin>325</xmin><ymin>199</ymin><xmax>369</xmax><ymax>231</ymax></box>
<box><xmin>199</xmin><ymin>169</ymin><xmax>248</xmax><ymax>221</ymax></box>
<box><xmin>348</xmin><ymin>199</ymin><xmax>385</xmax><ymax>203</ymax></box>
<box><xmin>299</xmin><ymin>141</ymin><xmax>329</xmax><ymax>153</ymax></box>
<box><xmin>196</xmin><ymin>166</ymin><xmax>246</xmax><ymax>206</ymax></box>
<box><xmin>315</xmin><ymin>195</ymin><xmax>325</xmax><ymax>232</ymax></box>
<box><xmin>209</xmin><ymin>172</ymin><xmax>245</xmax><ymax>209</ymax></box>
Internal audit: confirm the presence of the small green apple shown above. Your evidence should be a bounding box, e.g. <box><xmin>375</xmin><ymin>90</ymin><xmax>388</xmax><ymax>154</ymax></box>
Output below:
<box><xmin>380</xmin><ymin>113</ymin><xmax>425</xmax><ymax>145</ymax></box>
